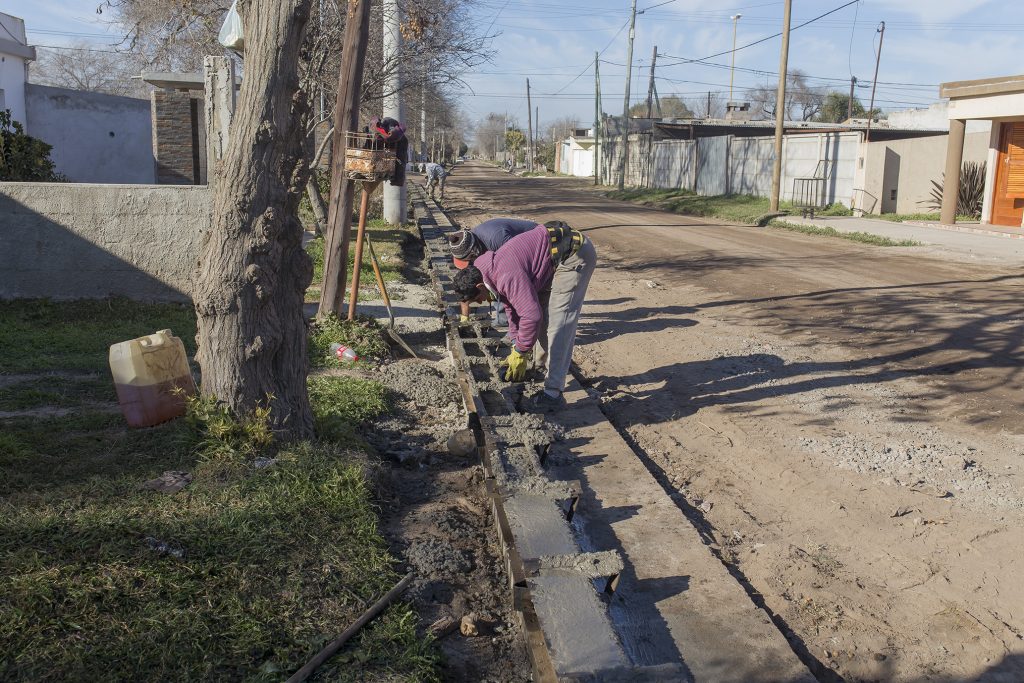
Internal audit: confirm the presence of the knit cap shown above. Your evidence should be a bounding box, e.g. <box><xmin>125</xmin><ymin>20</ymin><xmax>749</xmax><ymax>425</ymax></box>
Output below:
<box><xmin>448</xmin><ymin>230</ymin><xmax>481</xmax><ymax>259</ymax></box>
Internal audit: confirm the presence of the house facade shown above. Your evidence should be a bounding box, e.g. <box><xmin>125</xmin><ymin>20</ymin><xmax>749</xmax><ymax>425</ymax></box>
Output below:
<box><xmin>0</xmin><ymin>12</ymin><xmax>35</xmax><ymax>125</ymax></box>
<box><xmin>940</xmin><ymin>74</ymin><xmax>1024</xmax><ymax>227</ymax></box>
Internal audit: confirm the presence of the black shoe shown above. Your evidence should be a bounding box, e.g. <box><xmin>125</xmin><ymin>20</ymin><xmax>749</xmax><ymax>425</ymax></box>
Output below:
<box><xmin>526</xmin><ymin>390</ymin><xmax>565</xmax><ymax>413</ymax></box>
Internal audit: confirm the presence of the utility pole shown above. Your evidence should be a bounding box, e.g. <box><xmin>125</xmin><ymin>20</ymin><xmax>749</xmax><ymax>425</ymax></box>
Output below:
<box><xmin>319</xmin><ymin>0</ymin><xmax>372</xmax><ymax>318</ymax></box>
<box><xmin>729</xmin><ymin>14</ymin><xmax>742</xmax><ymax>104</ymax></box>
<box><xmin>707</xmin><ymin>91</ymin><xmax>712</xmax><ymax>119</ymax></box>
<box><xmin>618</xmin><ymin>0</ymin><xmax>638</xmax><ymax>190</ymax></box>
<box><xmin>645</xmin><ymin>45</ymin><xmax>657</xmax><ymax>118</ymax></box>
<box><xmin>382</xmin><ymin>0</ymin><xmax>406</xmax><ymax>225</ymax></box>
<box><xmin>535</xmin><ymin>105</ymin><xmax>539</xmax><ymax>162</ymax></box>
<box><xmin>768</xmin><ymin>0</ymin><xmax>792</xmax><ymax>212</ymax></box>
<box><xmin>865</xmin><ymin>22</ymin><xmax>885</xmax><ymax>142</ymax></box>
<box><xmin>526</xmin><ymin>78</ymin><xmax>534</xmax><ymax>172</ymax></box>
<box><xmin>420</xmin><ymin>66</ymin><xmax>427</xmax><ymax>164</ymax></box>
<box><xmin>594</xmin><ymin>51</ymin><xmax>601</xmax><ymax>185</ymax></box>
<box><xmin>847</xmin><ymin>76</ymin><xmax>857</xmax><ymax>121</ymax></box>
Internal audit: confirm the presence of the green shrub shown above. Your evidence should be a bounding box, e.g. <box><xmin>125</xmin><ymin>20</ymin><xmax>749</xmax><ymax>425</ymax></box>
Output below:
<box><xmin>0</xmin><ymin>110</ymin><xmax>64</xmax><ymax>181</ymax></box>
<box><xmin>819</xmin><ymin>203</ymin><xmax>853</xmax><ymax>216</ymax></box>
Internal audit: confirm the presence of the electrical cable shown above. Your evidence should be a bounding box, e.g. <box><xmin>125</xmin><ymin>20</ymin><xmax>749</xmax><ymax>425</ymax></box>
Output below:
<box><xmin>549</xmin><ymin>15</ymin><xmax>630</xmax><ymax>95</ymax></box>
<box><xmin>658</xmin><ymin>0</ymin><xmax>860</xmax><ymax>67</ymax></box>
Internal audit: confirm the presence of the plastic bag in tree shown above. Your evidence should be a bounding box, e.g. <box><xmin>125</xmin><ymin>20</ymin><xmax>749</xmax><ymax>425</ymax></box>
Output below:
<box><xmin>218</xmin><ymin>0</ymin><xmax>244</xmax><ymax>52</ymax></box>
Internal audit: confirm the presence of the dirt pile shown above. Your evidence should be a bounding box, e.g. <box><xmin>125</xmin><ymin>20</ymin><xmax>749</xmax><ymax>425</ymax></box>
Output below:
<box><xmin>378</xmin><ymin>359</ymin><xmax>462</xmax><ymax>408</ymax></box>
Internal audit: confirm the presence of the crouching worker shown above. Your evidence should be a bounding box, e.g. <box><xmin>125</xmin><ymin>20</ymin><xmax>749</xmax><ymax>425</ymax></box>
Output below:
<box><xmin>452</xmin><ymin>221</ymin><xmax>597</xmax><ymax>411</ymax></box>
<box><xmin>423</xmin><ymin>161</ymin><xmax>448</xmax><ymax>201</ymax></box>
<box><xmin>448</xmin><ymin>218</ymin><xmax>541</xmax><ymax>326</ymax></box>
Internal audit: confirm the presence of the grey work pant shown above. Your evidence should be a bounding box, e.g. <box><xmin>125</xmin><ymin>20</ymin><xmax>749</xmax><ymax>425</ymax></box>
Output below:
<box><xmin>426</xmin><ymin>175</ymin><xmax>446</xmax><ymax>200</ymax></box>
<box><xmin>535</xmin><ymin>237</ymin><xmax>597</xmax><ymax>394</ymax></box>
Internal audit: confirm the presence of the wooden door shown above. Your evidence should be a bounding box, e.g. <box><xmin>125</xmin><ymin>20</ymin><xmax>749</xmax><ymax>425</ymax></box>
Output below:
<box><xmin>991</xmin><ymin>122</ymin><xmax>1024</xmax><ymax>227</ymax></box>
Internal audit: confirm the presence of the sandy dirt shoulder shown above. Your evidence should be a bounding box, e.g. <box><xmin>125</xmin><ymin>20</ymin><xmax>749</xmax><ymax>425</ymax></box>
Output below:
<box><xmin>441</xmin><ymin>162</ymin><xmax>1024</xmax><ymax>682</ymax></box>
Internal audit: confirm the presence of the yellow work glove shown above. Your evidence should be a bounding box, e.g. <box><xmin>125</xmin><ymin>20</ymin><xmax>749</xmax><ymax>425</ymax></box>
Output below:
<box><xmin>503</xmin><ymin>347</ymin><xmax>531</xmax><ymax>382</ymax></box>
<box><xmin>458</xmin><ymin>314</ymin><xmax>471</xmax><ymax>325</ymax></box>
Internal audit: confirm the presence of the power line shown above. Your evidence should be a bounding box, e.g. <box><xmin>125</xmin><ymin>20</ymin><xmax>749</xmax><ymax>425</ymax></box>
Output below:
<box><xmin>658</xmin><ymin>0</ymin><xmax>860</xmax><ymax>68</ymax></box>
<box><xmin>33</xmin><ymin>44</ymin><xmax>122</xmax><ymax>53</ymax></box>
<box><xmin>549</xmin><ymin>16</ymin><xmax>631</xmax><ymax>95</ymax></box>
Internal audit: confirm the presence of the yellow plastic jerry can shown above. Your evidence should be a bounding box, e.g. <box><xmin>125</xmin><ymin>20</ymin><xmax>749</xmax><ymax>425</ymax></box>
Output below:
<box><xmin>109</xmin><ymin>329</ymin><xmax>197</xmax><ymax>428</ymax></box>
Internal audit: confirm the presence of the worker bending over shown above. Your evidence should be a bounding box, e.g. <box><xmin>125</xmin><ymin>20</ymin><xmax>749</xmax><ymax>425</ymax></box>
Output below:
<box><xmin>448</xmin><ymin>217</ymin><xmax>540</xmax><ymax>325</ymax></box>
<box><xmin>423</xmin><ymin>162</ymin><xmax>449</xmax><ymax>201</ymax></box>
<box><xmin>452</xmin><ymin>221</ymin><xmax>597</xmax><ymax>411</ymax></box>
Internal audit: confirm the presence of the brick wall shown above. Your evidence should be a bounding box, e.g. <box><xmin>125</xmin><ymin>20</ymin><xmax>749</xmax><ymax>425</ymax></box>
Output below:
<box><xmin>152</xmin><ymin>90</ymin><xmax>200</xmax><ymax>185</ymax></box>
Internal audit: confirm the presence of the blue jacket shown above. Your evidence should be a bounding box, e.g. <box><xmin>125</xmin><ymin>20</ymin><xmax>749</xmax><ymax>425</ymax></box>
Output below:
<box><xmin>473</xmin><ymin>218</ymin><xmax>541</xmax><ymax>253</ymax></box>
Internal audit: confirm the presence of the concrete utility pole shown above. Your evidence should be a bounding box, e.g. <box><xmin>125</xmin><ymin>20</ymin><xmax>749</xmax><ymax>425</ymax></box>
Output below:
<box><xmin>594</xmin><ymin>51</ymin><xmax>601</xmax><ymax>185</ymax></box>
<box><xmin>729</xmin><ymin>14</ymin><xmax>742</xmax><ymax>104</ymax></box>
<box><xmin>420</xmin><ymin>68</ymin><xmax>427</xmax><ymax>164</ymax></box>
<box><xmin>319</xmin><ymin>0</ymin><xmax>373</xmax><ymax>318</ymax></box>
<box><xmin>535</xmin><ymin>105</ymin><xmax>539</xmax><ymax>162</ymax></box>
<box><xmin>645</xmin><ymin>45</ymin><xmax>657</xmax><ymax>118</ymax></box>
<box><xmin>382</xmin><ymin>0</ymin><xmax>406</xmax><ymax>224</ymax></box>
<box><xmin>865</xmin><ymin>22</ymin><xmax>885</xmax><ymax>142</ymax></box>
<box><xmin>847</xmin><ymin>76</ymin><xmax>857</xmax><ymax>121</ymax></box>
<box><xmin>768</xmin><ymin>0</ymin><xmax>792</xmax><ymax>213</ymax></box>
<box><xmin>526</xmin><ymin>78</ymin><xmax>534</xmax><ymax>172</ymax></box>
<box><xmin>618</xmin><ymin>0</ymin><xmax>638</xmax><ymax>190</ymax></box>
<box><xmin>707</xmin><ymin>91</ymin><xmax>712</xmax><ymax>119</ymax></box>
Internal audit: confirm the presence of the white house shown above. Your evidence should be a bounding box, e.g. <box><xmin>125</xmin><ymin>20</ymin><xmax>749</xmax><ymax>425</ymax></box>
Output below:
<box><xmin>0</xmin><ymin>12</ymin><xmax>35</xmax><ymax>125</ymax></box>
<box><xmin>558</xmin><ymin>135</ymin><xmax>595</xmax><ymax>177</ymax></box>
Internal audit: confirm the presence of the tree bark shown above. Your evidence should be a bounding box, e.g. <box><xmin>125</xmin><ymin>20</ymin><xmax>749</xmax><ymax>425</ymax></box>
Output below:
<box><xmin>193</xmin><ymin>0</ymin><xmax>316</xmax><ymax>439</ymax></box>
<box><xmin>306</xmin><ymin>178</ymin><xmax>327</xmax><ymax>236</ymax></box>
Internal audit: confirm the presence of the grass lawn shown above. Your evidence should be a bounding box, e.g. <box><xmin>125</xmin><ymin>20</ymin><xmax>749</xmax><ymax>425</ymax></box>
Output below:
<box><xmin>305</xmin><ymin>219</ymin><xmax>412</xmax><ymax>305</ymax></box>
<box><xmin>767</xmin><ymin>220</ymin><xmax>921</xmax><ymax>247</ymax></box>
<box><xmin>606</xmin><ymin>188</ymin><xmax>921</xmax><ymax>246</ymax></box>
<box><xmin>864</xmin><ymin>211</ymin><xmax>977</xmax><ymax>223</ymax></box>
<box><xmin>605</xmin><ymin>187</ymin><xmax>800</xmax><ymax>225</ymax></box>
<box><xmin>0</xmin><ymin>299</ymin><xmax>439</xmax><ymax>682</ymax></box>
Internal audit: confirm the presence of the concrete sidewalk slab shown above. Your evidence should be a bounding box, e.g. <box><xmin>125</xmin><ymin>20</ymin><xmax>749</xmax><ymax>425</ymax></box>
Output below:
<box><xmin>546</xmin><ymin>377</ymin><xmax>816</xmax><ymax>683</ymax></box>
<box><xmin>780</xmin><ymin>215</ymin><xmax>1024</xmax><ymax>264</ymax></box>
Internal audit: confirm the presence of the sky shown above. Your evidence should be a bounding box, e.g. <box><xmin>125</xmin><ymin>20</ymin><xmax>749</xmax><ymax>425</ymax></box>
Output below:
<box><xmin>10</xmin><ymin>0</ymin><xmax>1023</xmax><ymax>133</ymax></box>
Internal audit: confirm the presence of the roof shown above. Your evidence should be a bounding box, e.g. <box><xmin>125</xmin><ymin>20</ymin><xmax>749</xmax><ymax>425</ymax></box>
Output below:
<box><xmin>940</xmin><ymin>74</ymin><xmax>1024</xmax><ymax>100</ymax></box>
<box><xmin>649</xmin><ymin>118</ymin><xmax>946</xmax><ymax>142</ymax></box>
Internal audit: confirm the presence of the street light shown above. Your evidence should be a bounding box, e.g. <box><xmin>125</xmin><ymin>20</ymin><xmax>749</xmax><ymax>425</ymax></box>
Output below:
<box><xmin>729</xmin><ymin>14</ymin><xmax>742</xmax><ymax>104</ymax></box>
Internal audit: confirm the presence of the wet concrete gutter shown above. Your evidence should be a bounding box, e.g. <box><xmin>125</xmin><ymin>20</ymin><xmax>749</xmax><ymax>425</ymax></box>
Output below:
<box><xmin>414</xmin><ymin>191</ymin><xmax>813</xmax><ymax>682</ymax></box>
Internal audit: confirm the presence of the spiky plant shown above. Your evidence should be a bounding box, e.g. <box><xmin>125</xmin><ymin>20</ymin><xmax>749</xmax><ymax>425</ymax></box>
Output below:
<box><xmin>924</xmin><ymin>161</ymin><xmax>986</xmax><ymax>218</ymax></box>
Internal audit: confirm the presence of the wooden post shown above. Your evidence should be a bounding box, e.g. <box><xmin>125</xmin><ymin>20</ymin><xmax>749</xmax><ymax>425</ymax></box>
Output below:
<box><xmin>318</xmin><ymin>0</ymin><xmax>372</xmax><ymax>319</ymax></box>
<box><xmin>348</xmin><ymin>182</ymin><xmax>379</xmax><ymax>319</ymax></box>
<box><xmin>618</xmin><ymin>0</ymin><xmax>637</xmax><ymax>189</ymax></box>
<box><xmin>645</xmin><ymin>45</ymin><xmax>657</xmax><ymax>118</ymax></box>
<box><xmin>768</xmin><ymin>0</ymin><xmax>792</xmax><ymax>212</ymax></box>
<box><xmin>526</xmin><ymin>79</ymin><xmax>534</xmax><ymax>173</ymax></box>
<box><xmin>594</xmin><ymin>52</ymin><xmax>601</xmax><ymax>184</ymax></box>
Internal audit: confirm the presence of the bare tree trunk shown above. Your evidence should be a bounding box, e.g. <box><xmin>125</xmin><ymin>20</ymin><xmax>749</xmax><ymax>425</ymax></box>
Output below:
<box><xmin>193</xmin><ymin>0</ymin><xmax>316</xmax><ymax>439</ymax></box>
<box><xmin>306</xmin><ymin>178</ymin><xmax>328</xmax><ymax>236</ymax></box>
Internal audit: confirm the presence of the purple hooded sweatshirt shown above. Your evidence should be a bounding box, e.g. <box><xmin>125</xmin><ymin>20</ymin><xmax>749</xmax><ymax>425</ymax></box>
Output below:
<box><xmin>472</xmin><ymin>225</ymin><xmax>554</xmax><ymax>352</ymax></box>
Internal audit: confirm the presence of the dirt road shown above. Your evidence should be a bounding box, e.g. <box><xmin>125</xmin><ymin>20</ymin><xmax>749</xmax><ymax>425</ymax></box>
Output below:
<box><xmin>440</xmin><ymin>162</ymin><xmax>1024</xmax><ymax>682</ymax></box>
